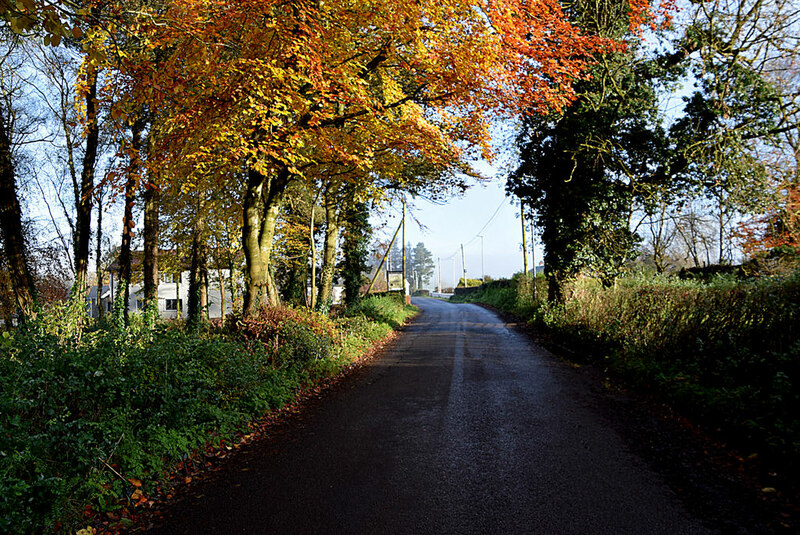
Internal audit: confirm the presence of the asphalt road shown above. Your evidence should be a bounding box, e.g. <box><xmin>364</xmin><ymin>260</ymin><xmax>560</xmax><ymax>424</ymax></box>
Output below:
<box><xmin>147</xmin><ymin>298</ymin><xmax>711</xmax><ymax>534</ymax></box>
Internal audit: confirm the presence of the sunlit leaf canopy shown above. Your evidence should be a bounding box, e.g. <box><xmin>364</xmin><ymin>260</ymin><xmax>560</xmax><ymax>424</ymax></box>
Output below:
<box><xmin>105</xmin><ymin>0</ymin><xmax>615</xmax><ymax>191</ymax></box>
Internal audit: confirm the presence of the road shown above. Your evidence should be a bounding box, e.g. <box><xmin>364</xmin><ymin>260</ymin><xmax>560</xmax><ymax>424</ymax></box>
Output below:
<box><xmin>147</xmin><ymin>298</ymin><xmax>710</xmax><ymax>534</ymax></box>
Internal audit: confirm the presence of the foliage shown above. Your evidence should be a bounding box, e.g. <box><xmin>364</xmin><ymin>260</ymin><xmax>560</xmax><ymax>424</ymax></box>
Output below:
<box><xmin>461</xmin><ymin>272</ymin><xmax>800</xmax><ymax>467</ymax></box>
<box><xmin>510</xmin><ymin>0</ymin><xmax>795</xmax><ymax>299</ymax></box>
<box><xmin>118</xmin><ymin>0</ymin><xmax>612</xmax><ymax>174</ymax></box>
<box><xmin>457</xmin><ymin>277</ymin><xmax>486</xmax><ymax>288</ymax></box>
<box><xmin>0</xmin><ymin>295</ymin><xmax>415</xmax><ymax>533</ymax></box>
<box><xmin>233</xmin><ymin>305</ymin><xmax>339</xmax><ymax>366</ymax></box>
<box><xmin>738</xmin><ymin>182</ymin><xmax>800</xmax><ymax>256</ymax></box>
<box><xmin>274</xmin><ymin>186</ymin><xmax>314</xmax><ymax>307</ymax></box>
<box><xmin>509</xmin><ymin>0</ymin><xmax>665</xmax><ymax>299</ymax></box>
<box><xmin>548</xmin><ymin>274</ymin><xmax>800</xmax><ymax>461</ymax></box>
<box><xmin>740</xmin><ymin>246</ymin><xmax>800</xmax><ymax>278</ymax></box>
<box><xmin>346</xmin><ymin>294</ymin><xmax>415</xmax><ymax>330</ymax></box>
<box><xmin>409</xmin><ymin>242</ymin><xmax>435</xmax><ymax>291</ymax></box>
<box><xmin>339</xmin><ymin>199</ymin><xmax>371</xmax><ymax>308</ymax></box>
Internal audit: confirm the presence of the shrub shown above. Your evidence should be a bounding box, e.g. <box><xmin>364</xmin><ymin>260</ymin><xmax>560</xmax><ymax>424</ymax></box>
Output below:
<box><xmin>0</xmin><ymin>299</ymin><xmax>414</xmax><ymax>533</ymax></box>
<box><xmin>232</xmin><ymin>305</ymin><xmax>339</xmax><ymax>365</ymax></box>
<box><xmin>459</xmin><ymin>271</ymin><xmax>800</xmax><ymax>466</ymax></box>
<box><xmin>347</xmin><ymin>295</ymin><xmax>416</xmax><ymax>329</ymax></box>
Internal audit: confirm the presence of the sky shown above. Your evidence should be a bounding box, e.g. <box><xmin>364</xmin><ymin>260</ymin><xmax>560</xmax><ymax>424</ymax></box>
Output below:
<box><xmin>371</xmin><ymin>165</ymin><xmax>545</xmax><ymax>290</ymax></box>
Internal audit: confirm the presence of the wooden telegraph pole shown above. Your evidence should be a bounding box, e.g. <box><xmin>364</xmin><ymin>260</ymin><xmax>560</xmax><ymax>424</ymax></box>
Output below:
<box><xmin>520</xmin><ymin>200</ymin><xmax>528</xmax><ymax>278</ymax></box>
<box><xmin>461</xmin><ymin>244</ymin><xmax>467</xmax><ymax>288</ymax></box>
<box><xmin>402</xmin><ymin>198</ymin><xmax>407</xmax><ymax>302</ymax></box>
<box><xmin>438</xmin><ymin>257</ymin><xmax>442</xmax><ymax>293</ymax></box>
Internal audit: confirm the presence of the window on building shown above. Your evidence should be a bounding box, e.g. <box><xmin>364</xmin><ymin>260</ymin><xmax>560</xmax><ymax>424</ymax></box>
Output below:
<box><xmin>165</xmin><ymin>299</ymin><xmax>183</xmax><ymax>311</ymax></box>
<box><xmin>160</xmin><ymin>273</ymin><xmax>180</xmax><ymax>284</ymax></box>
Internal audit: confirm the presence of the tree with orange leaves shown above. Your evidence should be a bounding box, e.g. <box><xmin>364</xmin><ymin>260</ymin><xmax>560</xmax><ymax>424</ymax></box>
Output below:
<box><xmin>106</xmin><ymin>0</ymin><xmax>616</xmax><ymax>315</ymax></box>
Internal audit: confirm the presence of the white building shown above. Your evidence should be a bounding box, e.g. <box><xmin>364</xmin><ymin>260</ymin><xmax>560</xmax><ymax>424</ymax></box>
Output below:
<box><xmin>87</xmin><ymin>269</ymin><xmax>237</xmax><ymax>319</ymax></box>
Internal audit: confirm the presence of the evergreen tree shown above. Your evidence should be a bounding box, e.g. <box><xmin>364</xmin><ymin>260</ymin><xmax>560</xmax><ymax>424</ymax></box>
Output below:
<box><xmin>410</xmin><ymin>242</ymin><xmax>435</xmax><ymax>291</ymax></box>
<box><xmin>339</xmin><ymin>201</ymin><xmax>371</xmax><ymax>307</ymax></box>
<box><xmin>509</xmin><ymin>0</ymin><xmax>672</xmax><ymax>300</ymax></box>
<box><xmin>388</xmin><ymin>241</ymin><xmax>404</xmax><ymax>273</ymax></box>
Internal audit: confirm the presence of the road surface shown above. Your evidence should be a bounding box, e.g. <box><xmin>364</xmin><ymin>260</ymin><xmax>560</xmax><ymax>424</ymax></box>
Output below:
<box><xmin>147</xmin><ymin>298</ymin><xmax>710</xmax><ymax>534</ymax></box>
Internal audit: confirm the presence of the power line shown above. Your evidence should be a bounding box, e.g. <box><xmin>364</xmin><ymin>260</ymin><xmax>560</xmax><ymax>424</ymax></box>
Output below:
<box><xmin>472</xmin><ymin>196</ymin><xmax>508</xmax><ymax>243</ymax></box>
<box><xmin>442</xmin><ymin>196</ymin><xmax>508</xmax><ymax>260</ymax></box>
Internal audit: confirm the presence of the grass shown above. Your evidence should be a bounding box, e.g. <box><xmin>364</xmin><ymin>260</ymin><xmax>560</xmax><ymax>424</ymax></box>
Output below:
<box><xmin>0</xmin><ymin>295</ymin><xmax>416</xmax><ymax>534</ymax></box>
<box><xmin>454</xmin><ymin>272</ymin><xmax>800</xmax><ymax>470</ymax></box>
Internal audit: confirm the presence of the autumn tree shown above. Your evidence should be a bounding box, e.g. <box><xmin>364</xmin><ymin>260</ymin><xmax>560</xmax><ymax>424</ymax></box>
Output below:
<box><xmin>117</xmin><ymin>0</ymin><xmax>610</xmax><ymax>317</ymax></box>
<box><xmin>71</xmin><ymin>17</ymin><xmax>102</xmax><ymax>298</ymax></box>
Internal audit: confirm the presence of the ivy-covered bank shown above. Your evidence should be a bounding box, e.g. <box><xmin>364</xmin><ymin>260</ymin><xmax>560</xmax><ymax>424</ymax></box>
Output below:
<box><xmin>0</xmin><ymin>295</ymin><xmax>415</xmax><ymax>534</ymax></box>
<box><xmin>452</xmin><ymin>274</ymin><xmax>800</xmax><ymax>469</ymax></box>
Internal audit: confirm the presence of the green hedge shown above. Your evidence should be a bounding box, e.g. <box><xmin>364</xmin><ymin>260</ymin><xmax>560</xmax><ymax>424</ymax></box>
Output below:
<box><xmin>457</xmin><ymin>272</ymin><xmax>800</xmax><ymax>466</ymax></box>
<box><xmin>0</xmin><ymin>297</ymin><xmax>416</xmax><ymax>533</ymax></box>
<box><xmin>544</xmin><ymin>274</ymin><xmax>800</xmax><ymax>460</ymax></box>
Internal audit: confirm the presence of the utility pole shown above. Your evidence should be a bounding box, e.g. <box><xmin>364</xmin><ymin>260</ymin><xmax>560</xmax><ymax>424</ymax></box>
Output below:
<box><xmin>437</xmin><ymin>257</ymin><xmax>442</xmax><ymax>293</ymax></box>
<box><xmin>461</xmin><ymin>243</ymin><xmax>467</xmax><ymax>288</ymax></box>
<box><xmin>365</xmin><ymin>218</ymin><xmax>403</xmax><ymax>296</ymax></box>
<box><xmin>402</xmin><ymin>198</ymin><xmax>407</xmax><ymax>298</ymax></box>
<box><xmin>478</xmin><ymin>234</ymin><xmax>485</xmax><ymax>285</ymax></box>
<box><xmin>520</xmin><ymin>201</ymin><xmax>528</xmax><ymax>278</ymax></box>
<box><xmin>530</xmin><ymin>216</ymin><xmax>536</xmax><ymax>300</ymax></box>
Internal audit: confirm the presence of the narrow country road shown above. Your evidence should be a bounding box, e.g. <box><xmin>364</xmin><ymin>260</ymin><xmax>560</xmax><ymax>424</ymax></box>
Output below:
<box><xmin>147</xmin><ymin>298</ymin><xmax>710</xmax><ymax>534</ymax></box>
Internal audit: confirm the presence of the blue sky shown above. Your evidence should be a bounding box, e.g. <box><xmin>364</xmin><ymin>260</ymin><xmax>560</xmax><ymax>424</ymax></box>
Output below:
<box><xmin>373</xmin><ymin>169</ymin><xmax>544</xmax><ymax>289</ymax></box>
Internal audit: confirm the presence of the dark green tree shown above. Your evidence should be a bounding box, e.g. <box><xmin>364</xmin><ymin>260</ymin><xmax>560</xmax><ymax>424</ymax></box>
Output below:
<box><xmin>509</xmin><ymin>0</ymin><xmax>671</xmax><ymax>300</ymax></box>
<box><xmin>410</xmin><ymin>242</ymin><xmax>435</xmax><ymax>291</ymax></box>
<box><xmin>339</xmin><ymin>200</ymin><xmax>371</xmax><ymax>307</ymax></box>
<box><xmin>509</xmin><ymin>0</ymin><xmax>791</xmax><ymax>298</ymax></box>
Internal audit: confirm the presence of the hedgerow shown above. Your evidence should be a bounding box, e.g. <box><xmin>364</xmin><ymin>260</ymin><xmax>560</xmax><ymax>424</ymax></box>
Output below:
<box><xmin>454</xmin><ymin>272</ymin><xmax>800</xmax><ymax>467</ymax></box>
<box><xmin>0</xmin><ymin>296</ymin><xmax>415</xmax><ymax>533</ymax></box>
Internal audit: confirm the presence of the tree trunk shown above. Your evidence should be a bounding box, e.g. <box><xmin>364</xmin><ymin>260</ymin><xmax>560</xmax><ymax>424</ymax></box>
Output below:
<box><xmin>227</xmin><ymin>254</ymin><xmax>238</xmax><ymax>313</ymax></box>
<box><xmin>143</xmin><ymin>179</ymin><xmax>159</xmax><ymax>309</ymax></box>
<box><xmin>341</xmin><ymin>200</ymin><xmax>370</xmax><ymax>307</ymax></box>
<box><xmin>243</xmin><ymin>167</ymin><xmax>290</xmax><ymax>316</ymax></box>
<box><xmin>74</xmin><ymin>61</ymin><xmax>99</xmax><ymax>296</ymax></box>
<box><xmin>0</xmin><ymin>104</ymin><xmax>36</xmax><ymax>320</ymax></box>
<box><xmin>188</xmin><ymin>199</ymin><xmax>208</xmax><ymax>328</ymax></box>
<box><xmin>259</xmin><ymin>192</ymin><xmax>283</xmax><ymax>307</ymax></box>
<box><xmin>217</xmin><ymin>265</ymin><xmax>226</xmax><ymax>323</ymax></box>
<box><xmin>95</xmin><ymin>187</ymin><xmax>104</xmax><ymax>319</ymax></box>
<box><xmin>718</xmin><ymin>196</ymin><xmax>725</xmax><ymax>264</ymax></box>
<box><xmin>119</xmin><ymin>119</ymin><xmax>144</xmax><ymax>324</ymax></box>
<box><xmin>243</xmin><ymin>168</ymin><xmax>267</xmax><ymax>316</ymax></box>
<box><xmin>0</xmin><ymin>271</ymin><xmax>14</xmax><ymax>328</ymax></box>
<box><xmin>317</xmin><ymin>196</ymin><xmax>340</xmax><ymax>311</ymax></box>
<box><xmin>309</xmin><ymin>195</ymin><xmax>317</xmax><ymax>309</ymax></box>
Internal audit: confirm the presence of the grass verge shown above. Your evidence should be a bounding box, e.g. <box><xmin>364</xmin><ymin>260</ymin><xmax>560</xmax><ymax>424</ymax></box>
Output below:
<box><xmin>452</xmin><ymin>273</ymin><xmax>800</xmax><ymax>472</ymax></box>
<box><xmin>0</xmin><ymin>295</ymin><xmax>415</xmax><ymax>534</ymax></box>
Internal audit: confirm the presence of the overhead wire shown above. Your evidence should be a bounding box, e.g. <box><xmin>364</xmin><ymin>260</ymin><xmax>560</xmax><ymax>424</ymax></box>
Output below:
<box><xmin>441</xmin><ymin>195</ymin><xmax>509</xmax><ymax>260</ymax></box>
